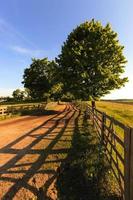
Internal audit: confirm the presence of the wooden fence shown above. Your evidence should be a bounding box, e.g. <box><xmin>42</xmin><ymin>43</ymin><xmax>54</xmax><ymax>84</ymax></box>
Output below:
<box><xmin>87</xmin><ymin>105</ymin><xmax>133</xmax><ymax>200</ymax></box>
<box><xmin>0</xmin><ymin>103</ymin><xmax>46</xmax><ymax>116</ymax></box>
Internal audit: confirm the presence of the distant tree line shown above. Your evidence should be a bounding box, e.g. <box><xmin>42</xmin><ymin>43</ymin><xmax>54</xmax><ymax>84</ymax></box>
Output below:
<box><xmin>12</xmin><ymin>19</ymin><xmax>128</xmax><ymax>103</ymax></box>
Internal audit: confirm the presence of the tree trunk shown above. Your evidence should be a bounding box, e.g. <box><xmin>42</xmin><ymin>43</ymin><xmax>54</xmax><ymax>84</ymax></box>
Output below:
<box><xmin>91</xmin><ymin>100</ymin><xmax>96</xmax><ymax>110</ymax></box>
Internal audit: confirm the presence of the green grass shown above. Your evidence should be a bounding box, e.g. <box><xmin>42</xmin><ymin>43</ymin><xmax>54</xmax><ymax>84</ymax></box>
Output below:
<box><xmin>0</xmin><ymin>102</ymin><xmax>47</xmax><ymax>121</ymax></box>
<box><xmin>88</xmin><ymin>100</ymin><xmax>131</xmax><ymax>195</ymax></box>
<box><xmin>102</xmin><ymin>99</ymin><xmax>133</xmax><ymax>103</ymax></box>
<box><xmin>94</xmin><ymin>101</ymin><xmax>133</xmax><ymax>127</ymax></box>
<box><xmin>0</xmin><ymin>113</ymin><xmax>21</xmax><ymax>121</ymax></box>
<box><xmin>0</xmin><ymin>100</ymin><xmax>45</xmax><ymax>105</ymax></box>
<box><xmin>0</xmin><ymin>102</ymin><xmax>45</xmax><ymax>106</ymax></box>
<box><xmin>56</xmin><ymin>103</ymin><xmax>121</xmax><ymax>200</ymax></box>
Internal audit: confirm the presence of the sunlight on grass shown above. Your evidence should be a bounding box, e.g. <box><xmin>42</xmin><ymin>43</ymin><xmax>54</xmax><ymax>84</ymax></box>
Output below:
<box><xmin>95</xmin><ymin>101</ymin><xmax>133</xmax><ymax>127</ymax></box>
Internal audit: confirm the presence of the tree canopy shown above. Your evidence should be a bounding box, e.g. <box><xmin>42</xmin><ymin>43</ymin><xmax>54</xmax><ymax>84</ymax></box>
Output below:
<box><xmin>57</xmin><ymin>19</ymin><xmax>128</xmax><ymax>100</ymax></box>
<box><xmin>12</xmin><ymin>88</ymin><xmax>31</xmax><ymax>101</ymax></box>
<box><xmin>22</xmin><ymin>58</ymin><xmax>58</xmax><ymax>100</ymax></box>
<box><xmin>22</xmin><ymin>19</ymin><xmax>128</xmax><ymax>101</ymax></box>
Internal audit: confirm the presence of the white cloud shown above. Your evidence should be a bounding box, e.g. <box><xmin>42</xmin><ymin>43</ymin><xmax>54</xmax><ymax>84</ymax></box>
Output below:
<box><xmin>11</xmin><ymin>45</ymin><xmax>47</xmax><ymax>57</ymax></box>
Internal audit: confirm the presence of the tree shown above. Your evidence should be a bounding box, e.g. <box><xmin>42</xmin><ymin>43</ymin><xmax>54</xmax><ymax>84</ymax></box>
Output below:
<box><xmin>23</xmin><ymin>88</ymin><xmax>32</xmax><ymax>100</ymax></box>
<box><xmin>57</xmin><ymin>19</ymin><xmax>128</xmax><ymax>101</ymax></box>
<box><xmin>12</xmin><ymin>89</ymin><xmax>25</xmax><ymax>101</ymax></box>
<box><xmin>50</xmin><ymin>82</ymin><xmax>63</xmax><ymax>103</ymax></box>
<box><xmin>22</xmin><ymin>58</ymin><xmax>56</xmax><ymax>100</ymax></box>
<box><xmin>61</xmin><ymin>92</ymin><xmax>75</xmax><ymax>102</ymax></box>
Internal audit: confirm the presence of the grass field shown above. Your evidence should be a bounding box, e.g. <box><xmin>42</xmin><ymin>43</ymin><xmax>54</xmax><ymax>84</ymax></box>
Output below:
<box><xmin>87</xmin><ymin>100</ymin><xmax>132</xmax><ymax>196</ymax></box>
<box><xmin>94</xmin><ymin>101</ymin><xmax>133</xmax><ymax>127</ymax></box>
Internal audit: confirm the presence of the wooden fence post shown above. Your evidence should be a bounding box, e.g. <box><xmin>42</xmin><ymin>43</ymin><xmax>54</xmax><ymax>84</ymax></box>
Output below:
<box><xmin>124</xmin><ymin>127</ymin><xmax>131</xmax><ymax>200</ymax></box>
<box><xmin>2</xmin><ymin>108</ymin><xmax>4</xmax><ymax>115</ymax></box>
<box><xmin>130</xmin><ymin>128</ymin><xmax>133</xmax><ymax>200</ymax></box>
<box><xmin>92</xmin><ymin>107</ymin><xmax>94</xmax><ymax>127</ymax></box>
<box><xmin>101</xmin><ymin>113</ymin><xmax>105</xmax><ymax>145</ymax></box>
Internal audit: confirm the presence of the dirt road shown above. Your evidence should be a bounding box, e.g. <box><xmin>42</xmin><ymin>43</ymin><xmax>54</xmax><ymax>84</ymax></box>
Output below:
<box><xmin>0</xmin><ymin>103</ymin><xmax>78</xmax><ymax>199</ymax></box>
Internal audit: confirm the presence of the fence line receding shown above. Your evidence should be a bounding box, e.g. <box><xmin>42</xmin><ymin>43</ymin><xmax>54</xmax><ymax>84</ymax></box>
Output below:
<box><xmin>87</xmin><ymin>104</ymin><xmax>133</xmax><ymax>200</ymax></box>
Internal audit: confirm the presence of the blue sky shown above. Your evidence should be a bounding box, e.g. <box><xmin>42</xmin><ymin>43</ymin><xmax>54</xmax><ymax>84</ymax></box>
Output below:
<box><xmin>0</xmin><ymin>0</ymin><xmax>133</xmax><ymax>99</ymax></box>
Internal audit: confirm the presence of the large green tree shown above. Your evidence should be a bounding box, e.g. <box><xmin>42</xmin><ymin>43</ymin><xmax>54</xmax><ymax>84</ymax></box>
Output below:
<box><xmin>22</xmin><ymin>58</ymin><xmax>57</xmax><ymax>100</ymax></box>
<box><xmin>57</xmin><ymin>19</ymin><xmax>128</xmax><ymax>100</ymax></box>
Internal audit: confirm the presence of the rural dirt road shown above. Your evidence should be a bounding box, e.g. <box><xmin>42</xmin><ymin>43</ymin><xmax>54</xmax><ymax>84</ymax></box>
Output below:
<box><xmin>0</xmin><ymin>103</ymin><xmax>79</xmax><ymax>200</ymax></box>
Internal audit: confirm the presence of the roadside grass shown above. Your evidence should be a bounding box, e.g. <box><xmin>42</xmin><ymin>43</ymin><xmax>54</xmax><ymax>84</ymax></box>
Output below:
<box><xmin>0</xmin><ymin>113</ymin><xmax>21</xmax><ymax>121</ymax></box>
<box><xmin>88</xmin><ymin>101</ymin><xmax>129</xmax><ymax>191</ymax></box>
<box><xmin>0</xmin><ymin>102</ymin><xmax>66</xmax><ymax>122</ymax></box>
<box><xmin>56</xmin><ymin>103</ymin><xmax>121</xmax><ymax>200</ymax></box>
<box><xmin>0</xmin><ymin>102</ymin><xmax>53</xmax><ymax>121</ymax></box>
<box><xmin>93</xmin><ymin>101</ymin><xmax>133</xmax><ymax>127</ymax></box>
<box><xmin>20</xmin><ymin>102</ymin><xmax>60</xmax><ymax>116</ymax></box>
<box><xmin>0</xmin><ymin>102</ymin><xmax>44</xmax><ymax>106</ymax></box>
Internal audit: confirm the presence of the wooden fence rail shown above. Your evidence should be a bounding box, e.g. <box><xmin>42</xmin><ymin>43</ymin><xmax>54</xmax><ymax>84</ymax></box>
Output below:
<box><xmin>87</xmin><ymin>105</ymin><xmax>133</xmax><ymax>200</ymax></box>
<box><xmin>0</xmin><ymin>103</ymin><xmax>46</xmax><ymax>116</ymax></box>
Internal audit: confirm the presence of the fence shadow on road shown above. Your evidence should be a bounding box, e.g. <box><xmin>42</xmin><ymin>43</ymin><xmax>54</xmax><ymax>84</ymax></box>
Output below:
<box><xmin>0</xmin><ymin>103</ymin><xmax>122</xmax><ymax>200</ymax></box>
<box><xmin>0</xmin><ymin>104</ymin><xmax>77</xmax><ymax>199</ymax></box>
